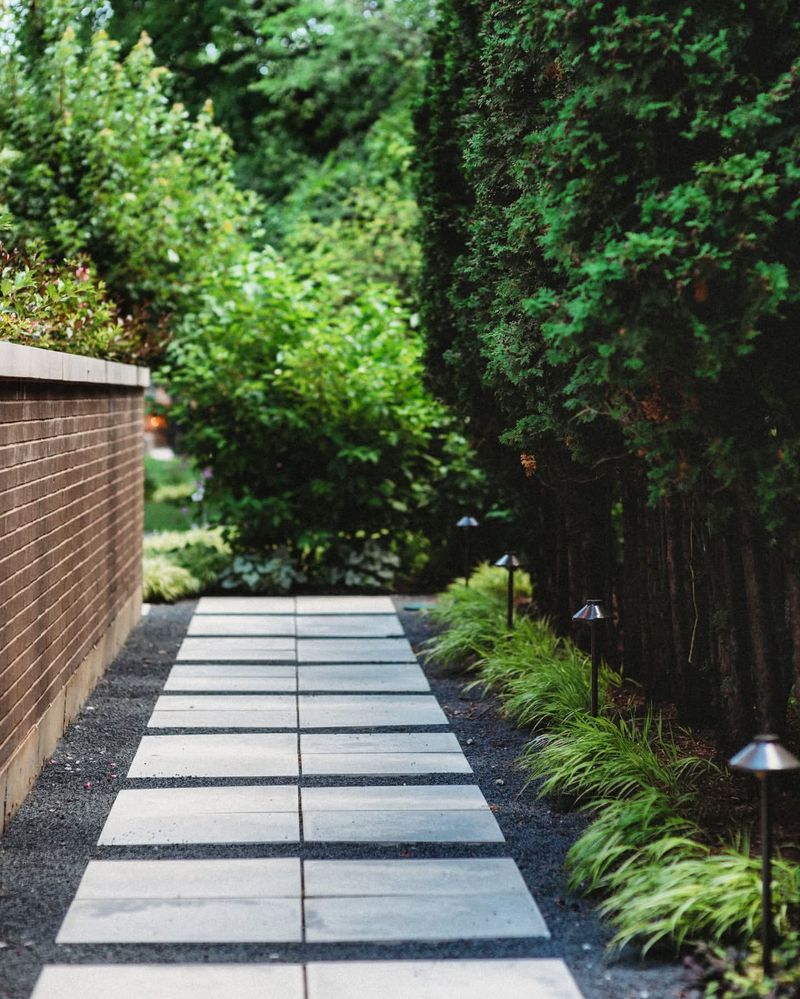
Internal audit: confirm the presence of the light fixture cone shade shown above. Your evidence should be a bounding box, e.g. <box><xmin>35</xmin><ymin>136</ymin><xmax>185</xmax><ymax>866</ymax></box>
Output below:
<box><xmin>456</xmin><ymin>516</ymin><xmax>479</xmax><ymax>528</ymax></box>
<box><xmin>572</xmin><ymin>599</ymin><xmax>609</xmax><ymax>622</ymax></box>
<box><xmin>729</xmin><ymin>734</ymin><xmax>800</xmax><ymax>774</ymax></box>
<box><xmin>494</xmin><ymin>552</ymin><xmax>520</xmax><ymax>569</ymax></box>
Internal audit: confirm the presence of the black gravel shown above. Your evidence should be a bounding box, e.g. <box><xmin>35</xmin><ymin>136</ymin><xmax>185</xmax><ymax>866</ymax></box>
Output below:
<box><xmin>0</xmin><ymin>597</ymin><xmax>686</xmax><ymax>999</ymax></box>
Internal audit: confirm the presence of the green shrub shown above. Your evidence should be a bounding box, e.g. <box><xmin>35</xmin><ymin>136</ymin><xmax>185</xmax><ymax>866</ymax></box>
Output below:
<box><xmin>0</xmin><ymin>244</ymin><xmax>144</xmax><ymax>359</ymax></box>
<box><xmin>143</xmin><ymin>528</ymin><xmax>231</xmax><ymax>602</ymax></box>
<box><xmin>218</xmin><ymin>551</ymin><xmax>306</xmax><ymax>596</ymax></box>
<box><xmin>143</xmin><ymin>555</ymin><xmax>201</xmax><ymax>603</ymax></box>
<box><xmin>521</xmin><ymin>711</ymin><xmax>713</xmax><ymax>803</ymax></box>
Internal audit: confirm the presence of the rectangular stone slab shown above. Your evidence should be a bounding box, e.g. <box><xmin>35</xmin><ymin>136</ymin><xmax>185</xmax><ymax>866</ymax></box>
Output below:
<box><xmin>304</xmin><ymin>858</ymin><xmax>527</xmax><ymax>897</ymax></box>
<box><xmin>32</xmin><ymin>965</ymin><xmax>305</xmax><ymax>999</ymax></box>
<box><xmin>301</xmin><ymin>753</ymin><xmax>472</xmax><ymax>776</ymax></box>
<box><xmin>301</xmin><ymin>733</ymin><xmax>463</xmax><ymax>753</ymax></box>
<box><xmin>187</xmin><ymin>615</ymin><xmax>296</xmax><ymax>637</ymax></box>
<box><xmin>297</xmin><ymin>694</ymin><xmax>447</xmax><ymax>728</ymax></box>
<box><xmin>75</xmin><ymin>858</ymin><xmax>301</xmax><ymax>899</ymax></box>
<box><xmin>298</xmin><ymin>664</ymin><xmax>429</xmax><ymax>693</ymax></box>
<box><xmin>295</xmin><ymin>596</ymin><xmax>396</xmax><ymax>614</ymax></box>
<box><xmin>99</xmin><ymin>786</ymin><xmax>299</xmax><ymax>845</ymax></box>
<box><xmin>305</xmin><ymin>960</ymin><xmax>584</xmax><ymax>999</ymax></box>
<box><xmin>165</xmin><ymin>664</ymin><xmax>297</xmax><ymax>693</ymax></box>
<box><xmin>301</xmin><ymin>785</ymin><xmax>489</xmax><ymax>810</ymax></box>
<box><xmin>176</xmin><ymin>637</ymin><xmax>297</xmax><ymax>662</ymax></box>
<box><xmin>296</xmin><ymin>615</ymin><xmax>404</xmax><ymax>638</ymax></box>
<box><xmin>57</xmin><ymin>897</ymin><xmax>302</xmax><ymax>944</ymax></box>
<box><xmin>304</xmin><ymin>893</ymin><xmax>547</xmax><ymax>942</ymax></box>
<box><xmin>302</xmin><ymin>809</ymin><xmax>504</xmax><ymax>843</ymax></box>
<box><xmin>148</xmin><ymin>694</ymin><xmax>297</xmax><ymax>729</ymax></box>
<box><xmin>127</xmin><ymin>733</ymin><xmax>299</xmax><ymax>779</ymax></box>
<box><xmin>195</xmin><ymin>597</ymin><xmax>295</xmax><ymax>615</ymax></box>
<box><xmin>297</xmin><ymin>639</ymin><xmax>415</xmax><ymax>663</ymax></box>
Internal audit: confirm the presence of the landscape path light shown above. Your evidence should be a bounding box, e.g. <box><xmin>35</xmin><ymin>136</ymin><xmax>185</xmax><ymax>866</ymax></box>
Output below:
<box><xmin>493</xmin><ymin>552</ymin><xmax>521</xmax><ymax>629</ymax></box>
<box><xmin>456</xmin><ymin>515</ymin><xmax>479</xmax><ymax>587</ymax></box>
<box><xmin>729</xmin><ymin>734</ymin><xmax>800</xmax><ymax>976</ymax></box>
<box><xmin>571</xmin><ymin>599</ymin><xmax>609</xmax><ymax>717</ymax></box>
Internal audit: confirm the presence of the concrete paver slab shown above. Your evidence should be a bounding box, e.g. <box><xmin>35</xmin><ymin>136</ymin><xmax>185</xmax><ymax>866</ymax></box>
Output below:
<box><xmin>302</xmin><ymin>809</ymin><xmax>504</xmax><ymax>843</ymax></box>
<box><xmin>301</xmin><ymin>753</ymin><xmax>472</xmax><ymax>776</ymax></box>
<box><xmin>127</xmin><ymin>733</ymin><xmax>299</xmax><ymax>778</ymax></box>
<box><xmin>298</xmin><ymin>664</ymin><xmax>429</xmax><ymax>692</ymax></box>
<box><xmin>297</xmin><ymin>639</ymin><xmax>415</xmax><ymax>663</ymax></box>
<box><xmin>187</xmin><ymin>615</ymin><xmax>296</xmax><ymax>637</ymax></box>
<box><xmin>295</xmin><ymin>596</ymin><xmax>396</xmax><ymax>615</ymax></box>
<box><xmin>304</xmin><ymin>893</ymin><xmax>547</xmax><ymax>942</ymax></box>
<box><xmin>176</xmin><ymin>637</ymin><xmax>296</xmax><ymax>662</ymax></box>
<box><xmin>305</xmin><ymin>960</ymin><xmax>583</xmax><ymax>999</ymax></box>
<box><xmin>298</xmin><ymin>694</ymin><xmax>447</xmax><ymax>728</ymax></box>
<box><xmin>195</xmin><ymin>597</ymin><xmax>295</xmax><ymax>615</ymax></box>
<box><xmin>297</xmin><ymin>615</ymin><xmax>404</xmax><ymax>638</ymax></box>
<box><xmin>148</xmin><ymin>693</ymin><xmax>298</xmax><ymax>729</ymax></box>
<box><xmin>32</xmin><ymin>964</ymin><xmax>305</xmax><ymax>999</ymax></box>
<box><xmin>57</xmin><ymin>897</ymin><xmax>302</xmax><ymax>944</ymax></box>
<box><xmin>99</xmin><ymin>786</ymin><xmax>299</xmax><ymax>845</ymax></box>
<box><xmin>75</xmin><ymin>858</ymin><xmax>301</xmax><ymax>898</ymax></box>
<box><xmin>304</xmin><ymin>858</ymin><xmax>527</xmax><ymax>897</ymax></box>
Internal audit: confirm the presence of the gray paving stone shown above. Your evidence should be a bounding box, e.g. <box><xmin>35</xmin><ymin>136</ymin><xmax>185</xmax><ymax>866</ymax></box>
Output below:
<box><xmin>305</xmin><ymin>960</ymin><xmax>584</xmax><ymax>999</ymax></box>
<box><xmin>76</xmin><ymin>858</ymin><xmax>301</xmax><ymax>898</ymax></box>
<box><xmin>298</xmin><ymin>664</ymin><xmax>429</xmax><ymax>692</ymax></box>
<box><xmin>177</xmin><ymin>637</ymin><xmax>297</xmax><ymax>662</ymax></box>
<box><xmin>300</xmin><ymin>733</ymin><xmax>471</xmax><ymax>776</ymax></box>
<box><xmin>127</xmin><ymin>733</ymin><xmax>299</xmax><ymax>778</ymax></box>
<box><xmin>297</xmin><ymin>639</ymin><xmax>415</xmax><ymax>663</ymax></box>
<box><xmin>187</xmin><ymin>615</ymin><xmax>296</xmax><ymax>637</ymax></box>
<box><xmin>304</xmin><ymin>858</ymin><xmax>527</xmax><ymax>897</ymax></box>
<box><xmin>99</xmin><ymin>786</ymin><xmax>299</xmax><ymax>845</ymax></box>
<box><xmin>304</xmin><ymin>893</ymin><xmax>547</xmax><ymax>942</ymax></box>
<box><xmin>297</xmin><ymin>615</ymin><xmax>404</xmax><ymax>638</ymax></box>
<box><xmin>57</xmin><ymin>859</ymin><xmax>303</xmax><ymax>943</ymax></box>
<box><xmin>57</xmin><ymin>897</ymin><xmax>302</xmax><ymax>944</ymax></box>
<box><xmin>295</xmin><ymin>596</ymin><xmax>396</xmax><ymax>614</ymax></box>
<box><xmin>301</xmin><ymin>732</ymin><xmax>463</xmax><ymax>753</ymax></box>
<box><xmin>303</xmin><ymin>809</ymin><xmax>504</xmax><ymax>843</ymax></box>
<box><xmin>297</xmin><ymin>694</ymin><xmax>447</xmax><ymax>728</ymax></box>
<box><xmin>301</xmin><ymin>785</ymin><xmax>489</xmax><ymax>810</ymax></box>
<box><xmin>165</xmin><ymin>664</ymin><xmax>297</xmax><ymax>693</ymax></box>
<box><xmin>301</xmin><ymin>753</ymin><xmax>472</xmax><ymax>776</ymax></box>
<box><xmin>148</xmin><ymin>694</ymin><xmax>297</xmax><ymax>729</ymax></box>
<box><xmin>195</xmin><ymin>597</ymin><xmax>295</xmax><ymax>615</ymax></box>
<box><xmin>32</xmin><ymin>965</ymin><xmax>305</xmax><ymax>999</ymax></box>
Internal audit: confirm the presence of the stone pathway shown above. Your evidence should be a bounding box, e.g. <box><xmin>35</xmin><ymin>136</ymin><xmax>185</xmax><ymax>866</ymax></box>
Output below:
<box><xmin>29</xmin><ymin>596</ymin><xmax>585</xmax><ymax>998</ymax></box>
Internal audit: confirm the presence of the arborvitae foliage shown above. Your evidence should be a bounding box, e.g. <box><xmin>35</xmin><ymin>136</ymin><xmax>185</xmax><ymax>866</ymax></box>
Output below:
<box><xmin>417</xmin><ymin>0</ymin><xmax>800</xmax><ymax>739</ymax></box>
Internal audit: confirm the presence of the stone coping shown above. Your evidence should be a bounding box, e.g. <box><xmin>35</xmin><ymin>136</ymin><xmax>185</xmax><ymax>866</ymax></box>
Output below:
<box><xmin>0</xmin><ymin>340</ymin><xmax>150</xmax><ymax>388</ymax></box>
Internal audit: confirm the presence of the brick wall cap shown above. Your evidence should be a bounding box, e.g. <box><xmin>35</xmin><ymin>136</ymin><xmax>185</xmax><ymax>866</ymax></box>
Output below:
<box><xmin>0</xmin><ymin>341</ymin><xmax>150</xmax><ymax>388</ymax></box>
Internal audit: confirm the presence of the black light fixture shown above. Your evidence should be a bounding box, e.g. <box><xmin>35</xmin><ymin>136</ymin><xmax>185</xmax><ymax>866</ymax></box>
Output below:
<box><xmin>494</xmin><ymin>552</ymin><xmax>521</xmax><ymax>629</ymax></box>
<box><xmin>572</xmin><ymin>599</ymin><xmax>609</xmax><ymax>716</ymax></box>
<box><xmin>456</xmin><ymin>515</ymin><xmax>479</xmax><ymax>586</ymax></box>
<box><xmin>729</xmin><ymin>734</ymin><xmax>800</xmax><ymax>975</ymax></box>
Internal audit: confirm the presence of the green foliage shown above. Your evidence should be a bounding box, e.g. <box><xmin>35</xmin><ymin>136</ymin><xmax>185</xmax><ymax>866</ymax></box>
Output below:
<box><xmin>698</xmin><ymin>933</ymin><xmax>800</xmax><ymax>997</ymax></box>
<box><xmin>0</xmin><ymin>244</ymin><xmax>143</xmax><ymax>359</ymax></box>
<box><xmin>164</xmin><ymin>248</ymin><xmax>484</xmax><ymax>559</ymax></box>
<box><xmin>521</xmin><ymin>712</ymin><xmax>713</xmax><ymax>803</ymax></box>
<box><xmin>143</xmin><ymin>555</ymin><xmax>201</xmax><ymax>602</ymax></box>
<box><xmin>218</xmin><ymin>550</ymin><xmax>305</xmax><ymax>595</ymax></box>
<box><xmin>0</xmin><ymin>3</ymin><xmax>255</xmax><ymax>326</ymax></box>
<box><xmin>143</xmin><ymin>527</ymin><xmax>231</xmax><ymax>601</ymax></box>
<box><xmin>600</xmin><ymin>841</ymin><xmax>800</xmax><ymax>955</ymax></box>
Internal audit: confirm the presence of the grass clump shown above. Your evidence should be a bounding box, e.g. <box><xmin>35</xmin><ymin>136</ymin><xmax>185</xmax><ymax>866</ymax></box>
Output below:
<box><xmin>427</xmin><ymin>575</ymin><xmax>800</xmax><ymax>963</ymax></box>
<box><xmin>143</xmin><ymin>528</ymin><xmax>231</xmax><ymax>602</ymax></box>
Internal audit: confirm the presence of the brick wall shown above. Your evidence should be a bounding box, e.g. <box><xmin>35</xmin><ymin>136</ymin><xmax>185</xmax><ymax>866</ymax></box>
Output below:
<box><xmin>0</xmin><ymin>345</ymin><xmax>148</xmax><ymax>829</ymax></box>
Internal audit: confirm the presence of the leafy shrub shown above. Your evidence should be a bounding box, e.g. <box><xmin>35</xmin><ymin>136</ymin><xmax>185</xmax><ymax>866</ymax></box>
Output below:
<box><xmin>521</xmin><ymin>712</ymin><xmax>713</xmax><ymax>803</ymax></box>
<box><xmin>218</xmin><ymin>551</ymin><xmax>306</xmax><ymax>596</ymax></box>
<box><xmin>143</xmin><ymin>528</ymin><xmax>231</xmax><ymax>602</ymax></box>
<box><xmin>0</xmin><ymin>244</ymin><xmax>144</xmax><ymax>359</ymax></box>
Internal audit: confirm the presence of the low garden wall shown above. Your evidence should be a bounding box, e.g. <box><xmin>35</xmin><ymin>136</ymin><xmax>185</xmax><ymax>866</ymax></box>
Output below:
<box><xmin>0</xmin><ymin>341</ymin><xmax>149</xmax><ymax>830</ymax></box>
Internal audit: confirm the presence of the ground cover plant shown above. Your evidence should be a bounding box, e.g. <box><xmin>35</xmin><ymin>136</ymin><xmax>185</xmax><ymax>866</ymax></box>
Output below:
<box><xmin>425</xmin><ymin>577</ymin><xmax>800</xmax><ymax>991</ymax></box>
